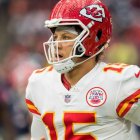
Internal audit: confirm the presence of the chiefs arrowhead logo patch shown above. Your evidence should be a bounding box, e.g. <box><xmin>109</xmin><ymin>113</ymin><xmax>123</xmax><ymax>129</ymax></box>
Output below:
<box><xmin>80</xmin><ymin>4</ymin><xmax>105</xmax><ymax>22</ymax></box>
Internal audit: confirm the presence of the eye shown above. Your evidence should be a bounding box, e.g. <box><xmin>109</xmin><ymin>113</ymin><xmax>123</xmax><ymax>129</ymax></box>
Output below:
<box><xmin>62</xmin><ymin>35</ymin><xmax>72</xmax><ymax>40</ymax></box>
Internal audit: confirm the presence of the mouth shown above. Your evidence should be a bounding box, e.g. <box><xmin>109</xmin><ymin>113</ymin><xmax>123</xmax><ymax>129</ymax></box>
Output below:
<box><xmin>54</xmin><ymin>53</ymin><xmax>64</xmax><ymax>61</ymax></box>
<box><xmin>58</xmin><ymin>54</ymin><xmax>64</xmax><ymax>60</ymax></box>
<box><xmin>59</xmin><ymin>54</ymin><xmax>63</xmax><ymax>58</ymax></box>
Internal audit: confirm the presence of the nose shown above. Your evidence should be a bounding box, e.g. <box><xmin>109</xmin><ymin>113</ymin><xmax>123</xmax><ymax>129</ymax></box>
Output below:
<box><xmin>53</xmin><ymin>35</ymin><xmax>65</xmax><ymax>51</ymax></box>
<box><xmin>58</xmin><ymin>43</ymin><xmax>63</xmax><ymax>50</ymax></box>
<box><xmin>58</xmin><ymin>42</ymin><xmax>63</xmax><ymax>50</ymax></box>
<box><xmin>53</xmin><ymin>36</ymin><xmax>62</xmax><ymax>50</ymax></box>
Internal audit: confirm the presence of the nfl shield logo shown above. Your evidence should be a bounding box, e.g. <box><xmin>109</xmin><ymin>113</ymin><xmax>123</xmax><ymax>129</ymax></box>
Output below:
<box><xmin>64</xmin><ymin>95</ymin><xmax>71</xmax><ymax>103</ymax></box>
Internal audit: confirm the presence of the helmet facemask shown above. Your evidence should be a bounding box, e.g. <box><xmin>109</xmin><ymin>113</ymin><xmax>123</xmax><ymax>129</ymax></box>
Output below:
<box><xmin>43</xmin><ymin>19</ymin><xmax>90</xmax><ymax>73</ymax></box>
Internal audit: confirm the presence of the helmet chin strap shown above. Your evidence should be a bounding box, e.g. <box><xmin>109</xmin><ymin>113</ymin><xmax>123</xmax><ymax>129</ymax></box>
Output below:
<box><xmin>74</xmin><ymin>44</ymin><xmax>106</xmax><ymax>67</ymax></box>
<box><xmin>53</xmin><ymin>43</ymin><xmax>108</xmax><ymax>74</ymax></box>
<box><xmin>53</xmin><ymin>59</ymin><xmax>75</xmax><ymax>73</ymax></box>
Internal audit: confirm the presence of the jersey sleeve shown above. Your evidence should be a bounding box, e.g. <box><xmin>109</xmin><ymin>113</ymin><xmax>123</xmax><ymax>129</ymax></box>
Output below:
<box><xmin>25</xmin><ymin>73</ymin><xmax>41</xmax><ymax>116</ymax></box>
<box><xmin>116</xmin><ymin>65</ymin><xmax>140</xmax><ymax>126</ymax></box>
<box><xmin>25</xmin><ymin>72</ymin><xmax>47</xmax><ymax>139</ymax></box>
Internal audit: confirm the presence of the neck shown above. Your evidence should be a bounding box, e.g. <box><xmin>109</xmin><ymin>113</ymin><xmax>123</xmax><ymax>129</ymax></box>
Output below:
<box><xmin>64</xmin><ymin>58</ymin><xmax>97</xmax><ymax>86</ymax></box>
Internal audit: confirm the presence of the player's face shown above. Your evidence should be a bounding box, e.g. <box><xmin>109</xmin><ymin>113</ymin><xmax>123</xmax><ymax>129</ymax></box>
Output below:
<box><xmin>53</xmin><ymin>30</ymin><xmax>78</xmax><ymax>61</ymax></box>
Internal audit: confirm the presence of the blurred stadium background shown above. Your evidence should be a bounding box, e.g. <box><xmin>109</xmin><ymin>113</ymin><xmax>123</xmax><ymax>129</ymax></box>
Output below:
<box><xmin>0</xmin><ymin>0</ymin><xmax>140</xmax><ymax>139</ymax></box>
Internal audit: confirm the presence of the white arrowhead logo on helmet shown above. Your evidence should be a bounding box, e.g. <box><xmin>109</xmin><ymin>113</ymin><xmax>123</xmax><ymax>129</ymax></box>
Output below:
<box><xmin>80</xmin><ymin>4</ymin><xmax>105</xmax><ymax>22</ymax></box>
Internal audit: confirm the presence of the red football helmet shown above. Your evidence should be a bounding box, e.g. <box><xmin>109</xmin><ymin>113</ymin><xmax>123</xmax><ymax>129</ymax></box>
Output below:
<box><xmin>43</xmin><ymin>0</ymin><xmax>112</xmax><ymax>73</ymax></box>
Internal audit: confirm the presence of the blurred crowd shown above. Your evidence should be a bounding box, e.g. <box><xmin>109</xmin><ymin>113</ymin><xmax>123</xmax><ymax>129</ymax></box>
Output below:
<box><xmin>0</xmin><ymin>0</ymin><xmax>140</xmax><ymax>140</ymax></box>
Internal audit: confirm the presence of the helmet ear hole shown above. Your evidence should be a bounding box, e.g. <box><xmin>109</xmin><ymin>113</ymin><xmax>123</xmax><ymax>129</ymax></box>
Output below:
<box><xmin>75</xmin><ymin>45</ymin><xmax>84</xmax><ymax>55</ymax></box>
<box><xmin>95</xmin><ymin>29</ymin><xmax>102</xmax><ymax>42</ymax></box>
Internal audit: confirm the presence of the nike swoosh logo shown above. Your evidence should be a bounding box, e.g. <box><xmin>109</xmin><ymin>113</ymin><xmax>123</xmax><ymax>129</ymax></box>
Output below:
<box><xmin>135</xmin><ymin>70</ymin><xmax>140</xmax><ymax>78</ymax></box>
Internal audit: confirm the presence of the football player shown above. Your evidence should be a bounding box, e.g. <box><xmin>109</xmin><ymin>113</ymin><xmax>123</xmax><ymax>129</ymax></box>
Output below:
<box><xmin>25</xmin><ymin>0</ymin><xmax>140</xmax><ymax>139</ymax></box>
